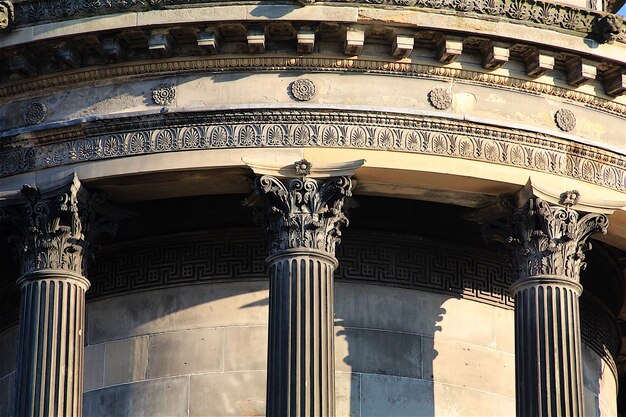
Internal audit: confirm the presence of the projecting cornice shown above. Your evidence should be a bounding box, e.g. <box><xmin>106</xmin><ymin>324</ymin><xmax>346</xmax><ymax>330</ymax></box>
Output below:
<box><xmin>3</xmin><ymin>0</ymin><xmax>626</xmax><ymax>44</ymax></box>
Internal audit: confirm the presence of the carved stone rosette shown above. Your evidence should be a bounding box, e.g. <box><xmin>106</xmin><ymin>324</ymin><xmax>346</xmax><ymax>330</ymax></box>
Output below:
<box><xmin>252</xmin><ymin>174</ymin><xmax>354</xmax><ymax>417</ymax></box>
<box><xmin>488</xmin><ymin>194</ymin><xmax>608</xmax><ymax>417</ymax></box>
<box><xmin>0</xmin><ymin>175</ymin><xmax>116</xmax><ymax>417</ymax></box>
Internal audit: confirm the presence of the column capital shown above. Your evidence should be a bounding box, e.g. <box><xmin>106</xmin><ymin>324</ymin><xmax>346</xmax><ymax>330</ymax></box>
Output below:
<box><xmin>487</xmin><ymin>190</ymin><xmax>608</xmax><ymax>282</ymax></box>
<box><xmin>253</xmin><ymin>172</ymin><xmax>354</xmax><ymax>257</ymax></box>
<box><xmin>0</xmin><ymin>173</ymin><xmax>118</xmax><ymax>278</ymax></box>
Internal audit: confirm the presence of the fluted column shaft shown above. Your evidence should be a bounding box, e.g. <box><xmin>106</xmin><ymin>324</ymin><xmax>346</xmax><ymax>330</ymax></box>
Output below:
<box><xmin>15</xmin><ymin>270</ymin><xmax>89</xmax><ymax>417</ymax></box>
<box><xmin>0</xmin><ymin>174</ymin><xmax>116</xmax><ymax>417</ymax></box>
<box><xmin>267</xmin><ymin>250</ymin><xmax>337</xmax><ymax>417</ymax></box>
<box><xmin>247</xmin><ymin>161</ymin><xmax>357</xmax><ymax>417</ymax></box>
<box><xmin>512</xmin><ymin>277</ymin><xmax>583</xmax><ymax>417</ymax></box>
<box><xmin>487</xmin><ymin>191</ymin><xmax>608</xmax><ymax>417</ymax></box>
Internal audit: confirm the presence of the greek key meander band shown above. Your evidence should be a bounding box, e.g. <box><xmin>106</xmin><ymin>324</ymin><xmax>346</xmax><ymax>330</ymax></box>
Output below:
<box><xmin>1</xmin><ymin>109</ymin><xmax>624</xmax><ymax>192</ymax></box>
<box><xmin>2</xmin><ymin>57</ymin><xmax>625</xmax><ymax>116</ymax></box>
<box><xmin>7</xmin><ymin>0</ymin><xmax>626</xmax><ymax>43</ymax></box>
<box><xmin>1</xmin><ymin>228</ymin><xmax>616</xmax><ymax>371</ymax></box>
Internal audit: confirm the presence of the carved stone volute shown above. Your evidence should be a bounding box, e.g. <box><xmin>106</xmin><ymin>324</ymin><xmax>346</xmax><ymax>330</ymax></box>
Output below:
<box><xmin>0</xmin><ymin>175</ymin><xmax>118</xmax><ymax>277</ymax></box>
<box><xmin>253</xmin><ymin>175</ymin><xmax>353</xmax><ymax>257</ymax></box>
<box><xmin>487</xmin><ymin>191</ymin><xmax>609</xmax><ymax>282</ymax></box>
<box><xmin>0</xmin><ymin>0</ymin><xmax>14</xmax><ymax>31</ymax></box>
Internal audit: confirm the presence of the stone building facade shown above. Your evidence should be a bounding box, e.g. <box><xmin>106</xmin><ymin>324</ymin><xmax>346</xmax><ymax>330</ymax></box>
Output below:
<box><xmin>0</xmin><ymin>0</ymin><xmax>625</xmax><ymax>415</ymax></box>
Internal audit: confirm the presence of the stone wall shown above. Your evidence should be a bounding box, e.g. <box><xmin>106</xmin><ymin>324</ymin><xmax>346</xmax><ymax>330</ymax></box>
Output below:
<box><xmin>0</xmin><ymin>280</ymin><xmax>618</xmax><ymax>416</ymax></box>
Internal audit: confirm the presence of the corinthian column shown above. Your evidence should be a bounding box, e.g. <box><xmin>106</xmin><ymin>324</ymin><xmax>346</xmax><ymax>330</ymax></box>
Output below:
<box><xmin>0</xmin><ymin>174</ymin><xmax>115</xmax><ymax>417</ymax></box>
<box><xmin>246</xmin><ymin>159</ymin><xmax>361</xmax><ymax>417</ymax></box>
<box><xmin>488</xmin><ymin>190</ymin><xmax>608</xmax><ymax>417</ymax></box>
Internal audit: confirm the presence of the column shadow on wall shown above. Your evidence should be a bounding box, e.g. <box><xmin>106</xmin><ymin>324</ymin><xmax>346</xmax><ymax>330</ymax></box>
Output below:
<box><xmin>335</xmin><ymin>287</ymin><xmax>458</xmax><ymax>417</ymax></box>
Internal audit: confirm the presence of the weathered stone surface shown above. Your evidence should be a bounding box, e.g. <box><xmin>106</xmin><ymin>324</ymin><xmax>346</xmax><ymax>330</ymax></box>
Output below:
<box><xmin>433</xmin><ymin>382</ymin><xmax>515</xmax><ymax>416</ymax></box>
<box><xmin>335</xmin><ymin>327</ymin><xmax>422</xmax><ymax>379</ymax></box>
<box><xmin>84</xmin><ymin>343</ymin><xmax>105</xmax><ymax>392</ymax></box>
<box><xmin>224</xmin><ymin>326</ymin><xmax>267</xmax><ymax>371</ymax></box>
<box><xmin>148</xmin><ymin>328</ymin><xmax>224</xmax><ymax>378</ymax></box>
<box><xmin>83</xmin><ymin>377</ymin><xmax>189</xmax><ymax>417</ymax></box>
<box><xmin>0</xmin><ymin>373</ymin><xmax>15</xmax><ymax>417</ymax></box>
<box><xmin>87</xmin><ymin>282</ymin><xmax>268</xmax><ymax>343</ymax></box>
<box><xmin>0</xmin><ymin>328</ymin><xmax>17</xmax><ymax>378</ymax></box>
<box><xmin>189</xmin><ymin>371</ymin><xmax>266</xmax><ymax>416</ymax></box>
<box><xmin>104</xmin><ymin>336</ymin><xmax>148</xmax><ymax>385</ymax></box>
<box><xmin>360</xmin><ymin>374</ymin><xmax>434</xmax><ymax>417</ymax></box>
<box><xmin>335</xmin><ymin>372</ymin><xmax>360</xmax><ymax>417</ymax></box>
<box><xmin>423</xmin><ymin>338</ymin><xmax>515</xmax><ymax>398</ymax></box>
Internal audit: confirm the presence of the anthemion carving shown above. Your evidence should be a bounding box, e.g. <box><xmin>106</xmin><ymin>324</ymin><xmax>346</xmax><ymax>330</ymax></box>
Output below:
<box><xmin>252</xmin><ymin>175</ymin><xmax>353</xmax><ymax>256</ymax></box>
<box><xmin>2</xmin><ymin>110</ymin><xmax>624</xmax><ymax>192</ymax></box>
<box><xmin>24</xmin><ymin>102</ymin><xmax>47</xmax><ymax>125</ymax></box>
<box><xmin>289</xmin><ymin>78</ymin><xmax>316</xmax><ymax>101</ymax></box>
<box><xmin>151</xmin><ymin>83</ymin><xmax>175</xmax><ymax>106</ymax></box>
<box><xmin>555</xmin><ymin>108</ymin><xmax>576</xmax><ymax>132</ymax></box>
<box><xmin>0</xmin><ymin>0</ymin><xmax>13</xmax><ymax>31</ymax></box>
<box><xmin>428</xmin><ymin>88</ymin><xmax>453</xmax><ymax>110</ymax></box>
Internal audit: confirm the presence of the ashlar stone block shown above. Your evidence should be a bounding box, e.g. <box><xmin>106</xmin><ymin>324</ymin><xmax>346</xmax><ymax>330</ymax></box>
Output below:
<box><xmin>104</xmin><ymin>336</ymin><xmax>148</xmax><ymax>386</ymax></box>
<box><xmin>83</xmin><ymin>377</ymin><xmax>189</xmax><ymax>417</ymax></box>
<box><xmin>148</xmin><ymin>327</ymin><xmax>224</xmax><ymax>378</ymax></box>
<box><xmin>189</xmin><ymin>371</ymin><xmax>266</xmax><ymax>416</ymax></box>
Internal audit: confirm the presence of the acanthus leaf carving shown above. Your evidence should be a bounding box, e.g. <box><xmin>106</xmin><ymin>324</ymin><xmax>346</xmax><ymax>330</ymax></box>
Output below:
<box><xmin>0</xmin><ymin>175</ymin><xmax>120</xmax><ymax>277</ymax></box>
<box><xmin>252</xmin><ymin>175</ymin><xmax>353</xmax><ymax>256</ymax></box>
<box><xmin>486</xmin><ymin>193</ymin><xmax>608</xmax><ymax>282</ymax></box>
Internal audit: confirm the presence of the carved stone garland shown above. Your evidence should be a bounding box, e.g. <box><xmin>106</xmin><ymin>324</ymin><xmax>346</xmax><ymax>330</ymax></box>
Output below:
<box><xmin>487</xmin><ymin>192</ymin><xmax>608</xmax><ymax>417</ymax></box>
<box><xmin>0</xmin><ymin>175</ymin><xmax>116</xmax><ymax>417</ymax></box>
<box><xmin>251</xmin><ymin>170</ymin><xmax>353</xmax><ymax>417</ymax></box>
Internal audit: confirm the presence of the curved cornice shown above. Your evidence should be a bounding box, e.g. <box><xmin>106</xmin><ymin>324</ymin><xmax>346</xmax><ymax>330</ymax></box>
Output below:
<box><xmin>1</xmin><ymin>56</ymin><xmax>625</xmax><ymax>115</ymax></box>
<box><xmin>5</xmin><ymin>0</ymin><xmax>626</xmax><ymax>44</ymax></box>
<box><xmin>1</xmin><ymin>108</ymin><xmax>624</xmax><ymax>193</ymax></box>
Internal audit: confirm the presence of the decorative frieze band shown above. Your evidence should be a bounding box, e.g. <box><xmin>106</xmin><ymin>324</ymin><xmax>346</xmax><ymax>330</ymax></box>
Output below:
<box><xmin>0</xmin><ymin>227</ymin><xmax>618</xmax><ymax>370</ymax></box>
<box><xmin>2</xmin><ymin>57</ymin><xmax>625</xmax><ymax>115</ymax></box>
<box><xmin>8</xmin><ymin>0</ymin><xmax>626</xmax><ymax>43</ymax></box>
<box><xmin>88</xmin><ymin>229</ymin><xmax>516</xmax><ymax>306</ymax></box>
<box><xmin>1</xmin><ymin>109</ymin><xmax>624</xmax><ymax>192</ymax></box>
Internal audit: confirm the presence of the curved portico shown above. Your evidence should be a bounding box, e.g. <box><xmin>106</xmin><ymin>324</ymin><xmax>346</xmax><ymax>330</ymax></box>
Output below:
<box><xmin>0</xmin><ymin>0</ymin><xmax>625</xmax><ymax>416</ymax></box>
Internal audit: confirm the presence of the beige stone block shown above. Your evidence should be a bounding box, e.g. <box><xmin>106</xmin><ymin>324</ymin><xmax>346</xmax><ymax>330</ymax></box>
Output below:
<box><xmin>84</xmin><ymin>377</ymin><xmax>189</xmax><ymax>417</ymax></box>
<box><xmin>88</xmin><ymin>282</ymin><xmax>268</xmax><ymax>343</ymax></box>
<box><xmin>433</xmin><ymin>382</ymin><xmax>515</xmax><ymax>416</ymax></box>
<box><xmin>360</xmin><ymin>374</ymin><xmax>434</xmax><ymax>416</ymax></box>
<box><xmin>493</xmin><ymin>308</ymin><xmax>514</xmax><ymax>353</ymax></box>
<box><xmin>424</xmin><ymin>338</ymin><xmax>514</xmax><ymax>398</ymax></box>
<box><xmin>84</xmin><ymin>343</ymin><xmax>105</xmax><ymax>392</ymax></box>
<box><xmin>437</xmin><ymin>298</ymin><xmax>497</xmax><ymax>347</ymax></box>
<box><xmin>0</xmin><ymin>328</ymin><xmax>17</xmax><ymax>378</ymax></box>
<box><xmin>335</xmin><ymin>372</ymin><xmax>360</xmax><ymax>417</ymax></box>
<box><xmin>335</xmin><ymin>283</ymin><xmax>452</xmax><ymax>336</ymax></box>
<box><xmin>104</xmin><ymin>336</ymin><xmax>148</xmax><ymax>386</ymax></box>
<box><xmin>335</xmin><ymin>327</ymin><xmax>422</xmax><ymax>379</ymax></box>
<box><xmin>189</xmin><ymin>371</ymin><xmax>266</xmax><ymax>416</ymax></box>
<box><xmin>148</xmin><ymin>327</ymin><xmax>224</xmax><ymax>378</ymax></box>
<box><xmin>224</xmin><ymin>326</ymin><xmax>267</xmax><ymax>371</ymax></box>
